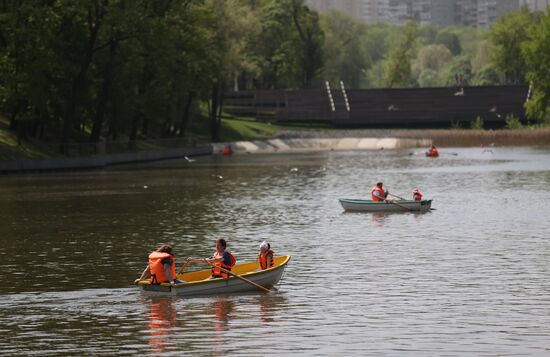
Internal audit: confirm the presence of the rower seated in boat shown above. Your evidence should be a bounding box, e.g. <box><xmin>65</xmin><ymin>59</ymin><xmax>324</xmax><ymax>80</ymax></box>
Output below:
<box><xmin>258</xmin><ymin>241</ymin><xmax>274</xmax><ymax>270</ymax></box>
<box><xmin>426</xmin><ymin>145</ymin><xmax>439</xmax><ymax>157</ymax></box>
<box><xmin>370</xmin><ymin>182</ymin><xmax>388</xmax><ymax>202</ymax></box>
<box><xmin>134</xmin><ymin>244</ymin><xmax>184</xmax><ymax>285</ymax></box>
<box><xmin>186</xmin><ymin>238</ymin><xmax>236</xmax><ymax>279</ymax></box>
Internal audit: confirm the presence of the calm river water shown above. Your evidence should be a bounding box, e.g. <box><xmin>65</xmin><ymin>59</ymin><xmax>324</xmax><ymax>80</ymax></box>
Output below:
<box><xmin>1</xmin><ymin>147</ymin><xmax>549</xmax><ymax>356</ymax></box>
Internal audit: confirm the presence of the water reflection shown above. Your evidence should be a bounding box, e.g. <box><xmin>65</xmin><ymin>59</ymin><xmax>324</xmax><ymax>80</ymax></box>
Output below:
<box><xmin>1</xmin><ymin>148</ymin><xmax>550</xmax><ymax>355</ymax></box>
<box><xmin>255</xmin><ymin>294</ymin><xmax>288</xmax><ymax>325</ymax></box>
<box><xmin>146</xmin><ymin>297</ymin><xmax>177</xmax><ymax>353</ymax></box>
<box><xmin>212</xmin><ymin>297</ymin><xmax>235</xmax><ymax>332</ymax></box>
<box><xmin>371</xmin><ymin>212</ymin><xmax>388</xmax><ymax>227</ymax></box>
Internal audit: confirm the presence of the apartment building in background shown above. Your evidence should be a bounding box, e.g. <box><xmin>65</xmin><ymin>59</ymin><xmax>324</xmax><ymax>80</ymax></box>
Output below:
<box><xmin>520</xmin><ymin>0</ymin><xmax>550</xmax><ymax>10</ymax></box>
<box><xmin>304</xmin><ymin>0</ymin><xmax>364</xmax><ymax>19</ymax></box>
<box><xmin>430</xmin><ymin>0</ymin><xmax>455</xmax><ymax>27</ymax></box>
<box><xmin>456</xmin><ymin>0</ymin><xmax>497</xmax><ymax>28</ymax></box>
<box><xmin>306</xmin><ymin>0</ymin><xmax>547</xmax><ymax>27</ymax></box>
<box><xmin>362</xmin><ymin>0</ymin><xmax>390</xmax><ymax>23</ymax></box>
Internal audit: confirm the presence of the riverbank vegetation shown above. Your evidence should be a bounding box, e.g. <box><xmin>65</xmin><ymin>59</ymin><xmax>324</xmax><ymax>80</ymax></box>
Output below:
<box><xmin>1</xmin><ymin>1</ymin><xmax>549</xmax><ymax>160</ymax></box>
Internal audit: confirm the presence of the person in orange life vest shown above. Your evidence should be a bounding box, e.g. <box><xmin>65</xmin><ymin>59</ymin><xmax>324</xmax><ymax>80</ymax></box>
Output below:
<box><xmin>412</xmin><ymin>188</ymin><xmax>423</xmax><ymax>202</ymax></box>
<box><xmin>371</xmin><ymin>182</ymin><xmax>388</xmax><ymax>202</ymax></box>
<box><xmin>186</xmin><ymin>238</ymin><xmax>236</xmax><ymax>279</ymax></box>
<box><xmin>426</xmin><ymin>145</ymin><xmax>439</xmax><ymax>157</ymax></box>
<box><xmin>134</xmin><ymin>244</ymin><xmax>183</xmax><ymax>285</ymax></box>
<box><xmin>258</xmin><ymin>241</ymin><xmax>274</xmax><ymax>270</ymax></box>
<box><xmin>222</xmin><ymin>145</ymin><xmax>232</xmax><ymax>155</ymax></box>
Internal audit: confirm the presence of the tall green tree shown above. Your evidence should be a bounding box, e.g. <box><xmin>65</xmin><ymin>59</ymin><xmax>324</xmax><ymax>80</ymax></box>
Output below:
<box><xmin>57</xmin><ymin>0</ymin><xmax>109</xmax><ymax>154</ymax></box>
<box><xmin>435</xmin><ymin>29</ymin><xmax>461</xmax><ymax>55</ymax></box>
<box><xmin>440</xmin><ymin>55</ymin><xmax>473</xmax><ymax>86</ymax></box>
<box><xmin>523</xmin><ymin>9</ymin><xmax>550</xmax><ymax>122</ymax></box>
<box><xmin>489</xmin><ymin>7</ymin><xmax>537</xmax><ymax>84</ymax></box>
<box><xmin>200</xmin><ymin>0</ymin><xmax>261</xmax><ymax>141</ymax></box>
<box><xmin>412</xmin><ymin>44</ymin><xmax>452</xmax><ymax>79</ymax></box>
<box><xmin>0</xmin><ymin>1</ymin><xmax>61</xmax><ymax>142</ymax></box>
<box><xmin>256</xmin><ymin>0</ymin><xmax>323</xmax><ymax>89</ymax></box>
<box><xmin>320</xmin><ymin>10</ymin><xmax>370</xmax><ymax>88</ymax></box>
<box><xmin>290</xmin><ymin>0</ymin><xmax>324</xmax><ymax>88</ymax></box>
<box><xmin>384</xmin><ymin>22</ymin><xmax>417</xmax><ymax>88</ymax></box>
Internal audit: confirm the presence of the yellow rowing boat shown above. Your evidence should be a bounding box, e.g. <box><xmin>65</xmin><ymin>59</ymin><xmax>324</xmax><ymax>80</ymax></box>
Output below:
<box><xmin>137</xmin><ymin>255</ymin><xmax>291</xmax><ymax>296</ymax></box>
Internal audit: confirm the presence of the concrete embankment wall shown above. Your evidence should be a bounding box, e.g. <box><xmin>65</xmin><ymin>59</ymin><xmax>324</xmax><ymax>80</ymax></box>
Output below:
<box><xmin>213</xmin><ymin>137</ymin><xmax>432</xmax><ymax>154</ymax></box>
<box><xmin>0</xmin><ymin>137</ymin><xmax>432</xmax><ymax>173</ymax></box>
<box><xmin>0</xmin><ymin>146</ymin><xmax>212</xmax><ymax>173</ymax></box>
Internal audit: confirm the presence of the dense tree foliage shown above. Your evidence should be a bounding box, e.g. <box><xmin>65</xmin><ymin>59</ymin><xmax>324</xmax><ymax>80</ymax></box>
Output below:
<box><xmin>434</xmin><ymin>29</ymin><xmax>462</xmax><ymax>55</ymax></box>
<box><xmin>0</xmin><ymin>0</ymin><xmax>324</xmax><ymax>149</ymax></box>
<box><xmin>488</xmin><ymin>7</ymin><xmax>538</xmax><ymax>84</ymax></box>
<box><xmin>384</xmin><ymin>23</ymin><xmax>417</xmax><ymax>88</ymax></box>
<box><xmin>320</xmin><ymin>10</ymin><xmax>369</xmax><ymax>89</ymax></box>
<box><xmin>1</xmin><ymin>2</ymin><xmax>548</xmax><ymax>151</ymax></box>
<box><xmin>523</xmin><ymin>9</ymin><xmax>550</xmax><ymax>122</ymax></box>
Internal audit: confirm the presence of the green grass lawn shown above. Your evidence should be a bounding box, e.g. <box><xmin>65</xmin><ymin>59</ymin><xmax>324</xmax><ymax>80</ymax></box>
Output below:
<box><xmin>0</xmin><ymin>115</ymin><xmax>328</xmax><ymax>161</ymax></box>
<box><xmin>219</xmin><ymin>116</ymin><xmax>328</xmax><ymax>141</ymax></box>
<box><xmin>0</xmin><ymin>118</ymin><xmax>55</xmax><ymax>160</ymax></box>
<box><xmin>3</xmin><ymin>114</ymin><xmax>547</xmax><ymax>161</ymax></box>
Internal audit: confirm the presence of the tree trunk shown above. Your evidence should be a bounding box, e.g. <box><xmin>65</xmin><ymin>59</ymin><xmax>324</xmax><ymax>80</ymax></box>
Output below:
<box><xmin>90</xmin><ymin>39</ymin><xmax>116</xmax><ymax>143</ymax></box>
<box><xmin>161</xmin><ymin>106</ymin><xmax>172</xmax><ymax>138</ymax></box>
<box><xmin>217</xmin><ymin>88</ymin><xmax>225</xmax><ymax>138</ymax></box>
<box><xmin>8</xmin><ymin>100</ymin><xmax>22</xmax><ymax>130</ymax></box>
<box><xmin>128</xmin><ymin>115</ymin><xmax>139</xmax><ymax>150</ymax></box>
<box><xmin>210</xmin><ymin>82</ymin><xmax>220</xmax><ymax>142</ymax></box>
<box><xmin>179</xmin><ymin>91</ymin><xmax>194</xmax><ymax>138</ymax></box>
<box><xmin>60</xmin><ymin>0</ymin><xmax>107</xmax><ymax>155</ymax></box>
<box><xmin>127</xmin><ymin>62</ymin><xmax>152</xmax><ymax>149</ymax></box>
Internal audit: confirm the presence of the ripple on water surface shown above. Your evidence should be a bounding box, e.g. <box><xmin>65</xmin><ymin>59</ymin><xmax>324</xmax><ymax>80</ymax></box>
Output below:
<box><xmin>0</xmin><ymin>147</ymin><xmax>549</xmax><ymax>356</ymax></box>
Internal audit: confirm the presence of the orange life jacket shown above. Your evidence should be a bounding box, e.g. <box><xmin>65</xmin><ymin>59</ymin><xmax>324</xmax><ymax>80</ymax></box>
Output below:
<box><xmin>149</xmin><ymin>252</ymin><xmax>176</xmax><ymax>284</ymax></box>
<box><xmin>413</xmin><ymin>191</ymin><xmax>423</xmax><ymax>201</ymax></box>
<box><xmin>211</xmin><ymin>251</ymin><xmax>236</xmax><ymax>278</ymax></box>
<box><xmin>258</xmin><ymin>249</ymin><xmax>274</xmax><ymax>269</ymax></box>
<box><xmin>370</xmin><ymin>185</ymin><xmax>386</xmax><ymax>202</ymax></box>
<box><xmin>426</xmin><ymin>148</ymin><xmax>439</xmax><ymax>157</ymax></box>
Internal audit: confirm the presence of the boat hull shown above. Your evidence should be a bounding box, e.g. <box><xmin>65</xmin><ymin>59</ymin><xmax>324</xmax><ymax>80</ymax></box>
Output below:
<box><xmin>339</xmin><ymin>199</ymin><xmax>432</xmax><ymax>212</ymax></box>
<box><xmin>138</xmin><ymin>255</ymin><xmax>291</xmax><ymax>296</ymax></box>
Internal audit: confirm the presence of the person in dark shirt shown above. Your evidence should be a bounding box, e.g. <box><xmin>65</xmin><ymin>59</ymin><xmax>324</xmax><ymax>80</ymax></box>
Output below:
<box><xmin>186</xmin><ymin>238</ymin><xmax>236</xmax><ymax>279</ymax></box>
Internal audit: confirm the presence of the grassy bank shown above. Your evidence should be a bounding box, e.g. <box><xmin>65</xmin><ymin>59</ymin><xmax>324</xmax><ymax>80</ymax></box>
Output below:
<box><xmin>0</xmin><ymin>116</ymin><xmax>329</xmax><ymax>161</ymax></box>
<box><xmin>1</xmin><ymin>116</ymin><xmax>549</xmax><ymax>161</ymax></box>
<box><xmin>219</xmin><ymin>117</ymin><xmax>330</xmax><ymax>141</ymax></box>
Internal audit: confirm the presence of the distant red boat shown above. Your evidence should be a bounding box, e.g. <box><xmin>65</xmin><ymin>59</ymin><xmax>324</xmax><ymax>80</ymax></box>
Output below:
<box><xmin>425</xmin><ymin>146</ymin><xmax>439</xmax><ymax>157</ymax></box>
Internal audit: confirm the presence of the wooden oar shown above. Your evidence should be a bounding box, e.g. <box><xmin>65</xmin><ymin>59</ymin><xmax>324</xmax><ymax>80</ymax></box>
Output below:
<box><xmin>134</xmin><ymin>265</ymin><xmax>149</xmax><ymax>285</ymax></box>
<box><xmin>375</xmin><ymin>194</ymin><xmax>411</xmax><ymax>211</ymax></box>
<box><xmin>213</xmin><ymin>265</ymin><xmax>271</xmax><ymax>293</ymax></box>
<box><xmin>388</xmin><ymin>192</ymin><xmax>407</xmax><ymax>200</ymax></box>
<box><xmin>374</xmin><ymin>193</ymin><xmax>411</xmax><ymax>211</ymax></box>
<box><xmin>388</xmin><ymin>192</ymin><xmax>432</xmax><ymax>211</ymax></box>
<box><xmin>387</xmin><ymin>199</ymin><xmax>412</xmax><ymax>211</ymax></box>
<box><xmin>178</xmin><ymin>261</ymin><xmax>191</xmax><ymax>274</ymax></box>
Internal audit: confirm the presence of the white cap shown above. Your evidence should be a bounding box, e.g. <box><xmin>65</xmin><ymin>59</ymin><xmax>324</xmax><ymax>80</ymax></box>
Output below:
<box><xmin>259</xmin><ymin>241</ymin><xmax>269</xmax><ymax>250</ymax></box>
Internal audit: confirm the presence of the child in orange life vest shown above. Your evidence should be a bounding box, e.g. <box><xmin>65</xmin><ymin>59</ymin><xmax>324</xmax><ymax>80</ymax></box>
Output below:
<box><xmin>413</xmin><ymin>188</ymin><xmax>423</xmax><ymax>202</ymax></box>
<box><xmin>258</xmin><ymin>241</ymin><xmax>274</xmax><ymax>270</ymax></box>
<box><xmin>186</xmin><ymin>238</ymin><xmax>236</xmax><ymax>279</ymax></box>
<box><xmin>134</xmin><ymin>244</ymin><xmax>183</xmax><ymax>285</ymax></box>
